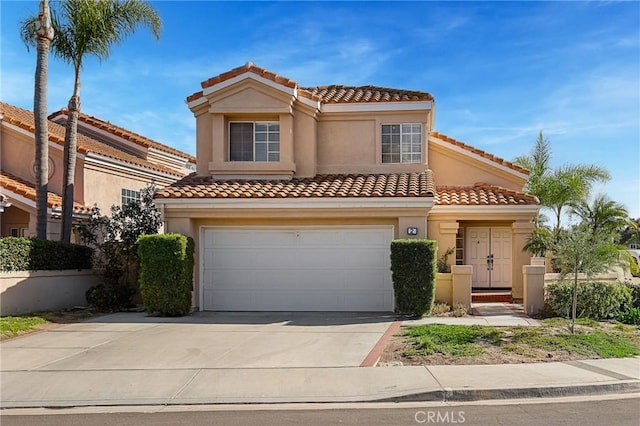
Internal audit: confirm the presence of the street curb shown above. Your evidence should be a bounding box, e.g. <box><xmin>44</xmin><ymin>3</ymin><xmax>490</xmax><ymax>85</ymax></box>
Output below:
<box><xmin>2</xmin><ymin>381</ymin><xmax>638</xmax><ymax>409</ymax></box>
<box><xmin>381</xmin><ymin>381</ymin><xmax>640</xmax><ymax>403</ymax></box>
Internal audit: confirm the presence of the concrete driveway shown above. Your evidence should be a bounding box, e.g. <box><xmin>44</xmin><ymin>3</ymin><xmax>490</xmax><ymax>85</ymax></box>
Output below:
<box><xmin>1</xmin><ymin>311</ymin><xmax>397</xmax><ymax>371</ymax></box>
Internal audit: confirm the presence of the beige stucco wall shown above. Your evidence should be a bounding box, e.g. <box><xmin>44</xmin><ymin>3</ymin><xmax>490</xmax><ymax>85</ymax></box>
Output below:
<box><xmin>82</xmin><ymin>159</ymin><xmax>176</xmax><ymax>213</ymax></box>
<box><xmin>0</xmin><ymin>270</ymin><xmax>102</xmax><ymax>315</ymax></box>
<box><xmin>428</xmin><ymin>140</ymin><xmax>526</xmax><ymax>189</ymax></box>
<box><xmin>1</xmin><ymin>205</ymin><xmax>29</xmax><ymax>237</ymax></box>
<box><xmin>1</xmin><ymin>126</ymin><xmax>84</xmax><ymax>200</ymax></box>
<box><xmin>316</xmin><ymin>112</ymin><xmax>430</xmax><ymax>175</ymax></box>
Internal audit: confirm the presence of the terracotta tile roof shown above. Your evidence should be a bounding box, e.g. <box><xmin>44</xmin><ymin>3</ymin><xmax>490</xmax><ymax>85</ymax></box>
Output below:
<box><xmin>435</xmin><ymin>183</ymin><xmax>538</xmax><ymax>206</ymax></box>
<box><xmin>430</xmin><ymin>132</ymin><xmax>530</xmax><ymax>175</ymax></box>
<box><xmin>0</xmin><ymin>170</ymin><xmax>92</xmax><ymax>213</ymax></box>
<box><xmin>201</xmin><ymin>62</ymin><xmax>298</xmax><ymax>90</ymax></box>
<box><xmin>0</xmin><ymin>102</ymin><xmax>183</xmax><ymax>177</ymax></box>
<box><xmin>48</xmin><ymin>109</ymin><xmax>196</xmax><ymax>163</ymax></box>
<box><xmin>300</xmin><ymin>85</ymin><xmax>433</xmax><ymax>103</ymax></box>
<box><xmin>155</xmin><ymin>171</ymin><xmax>435</xmax><ymax>199</ymax></box>
<box><xmin>187</xmin><ymin>62</ymin><xmax>433</xmax><ymax>104</ymax></box>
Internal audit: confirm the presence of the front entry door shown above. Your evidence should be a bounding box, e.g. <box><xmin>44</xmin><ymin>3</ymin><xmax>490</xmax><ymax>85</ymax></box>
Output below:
<box><xmin>466</xmin><ymin>227</ymin><xmax>512</xmax><ymax>289</ymax></box>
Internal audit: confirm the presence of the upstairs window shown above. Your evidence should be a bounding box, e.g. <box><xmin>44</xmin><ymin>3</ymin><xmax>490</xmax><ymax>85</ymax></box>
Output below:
<box><xmin>381</xmin><ymin>123</ymin><xmax>422</xmax><ymax>164</ymax></box>
<box><xmin>121</xmin><ymin>188</ymin><xmax>141</xmax><ymax>206</ymax></box>
<box><xmin>229</xmin><ymin>122</ymin><xmax>280</xmax><ymax>162</ymax></box>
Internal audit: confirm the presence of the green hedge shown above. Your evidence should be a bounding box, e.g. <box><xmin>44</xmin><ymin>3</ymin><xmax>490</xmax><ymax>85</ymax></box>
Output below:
<box><xmin>390</xmin><ymin>239</ymin><xmax>437</xmax><ymax>316</ymax></box>
<box><xmin>0</xmin><ymin>237</ymin><xmax>93</xmax><ymax>271</ymax></box>
<box><xmin>545</xmin><ymin>280</ymin><xmax>632</xmax><ymax>320</ymax></box>
<box><xmin>138</xmin><ymin>233</ymin><xmax>194</xmax><ymax>316</ymax></box>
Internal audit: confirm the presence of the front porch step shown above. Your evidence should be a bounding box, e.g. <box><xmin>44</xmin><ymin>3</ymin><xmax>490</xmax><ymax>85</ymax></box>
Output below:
<box><xmin>471</xmin><ymin>292</ymin><xmax>512</xmax><ymax>303</ymax></box>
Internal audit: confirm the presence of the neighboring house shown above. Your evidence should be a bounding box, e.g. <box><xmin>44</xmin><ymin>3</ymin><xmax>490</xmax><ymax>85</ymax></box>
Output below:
<box><xmin>154</xmin><ymin>63</ymin><xmax>539</xmax><ymax>312</ymax></box>
<box><xmin>0</xmin><ymin>102</ymin><xmax>194</xmax><ymax>241</ymax></box>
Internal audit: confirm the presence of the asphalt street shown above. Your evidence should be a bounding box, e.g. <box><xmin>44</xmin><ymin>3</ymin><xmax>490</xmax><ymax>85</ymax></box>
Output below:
<box><xmin>2</xmin><ymin>394</ymin><xmax>639</xmax><ymax>426</ymax></box>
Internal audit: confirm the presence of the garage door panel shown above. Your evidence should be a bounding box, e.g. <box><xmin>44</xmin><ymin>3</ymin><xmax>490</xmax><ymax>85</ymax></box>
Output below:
<box><xmin>202</xmin><ymin>227</ymin><xmax>394</xmax><ymax>311</ymax></box>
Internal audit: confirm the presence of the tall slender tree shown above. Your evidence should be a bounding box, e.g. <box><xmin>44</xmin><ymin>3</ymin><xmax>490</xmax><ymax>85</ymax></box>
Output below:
<box><xmin>570</xmin><ymin>194</ymin><xmax>629</xmax><ymax>239</ymax></box>
<box><xmin>21</xmin><ymin>0</ymin><xmax>55</xmax><ymax>239</ymax></box>
<box><xmin>22</xmin><ymin>0</ymin><xmax>161</xmax><ymax>242</ymax></box>
<box><xmin>514</xmin><ymin>132</ymin><xmax>610</xmax><ymax>236</ymax></box>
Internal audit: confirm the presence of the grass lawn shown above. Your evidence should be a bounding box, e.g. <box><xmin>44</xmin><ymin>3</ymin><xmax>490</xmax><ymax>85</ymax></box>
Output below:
<box><xmin>381</xmin><ymin>318</ymin><xmax>640</xmax><ymax>365</ymax></box>
<box><xmin>0</xmin><ymin>310</ymin><xmax>99</xmax><ymax>340</ymax></box>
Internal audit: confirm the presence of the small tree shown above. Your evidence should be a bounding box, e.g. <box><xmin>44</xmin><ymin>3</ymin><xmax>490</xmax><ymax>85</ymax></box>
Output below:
<box><xmin>80</xmin><ymin>184</ymin><xmax>161</xmax><ymax>310</ymax></box>
<box><xmin>552</xmin><ymin>223</ymin><xmax>623</xmax><ymax>333</ymax></box>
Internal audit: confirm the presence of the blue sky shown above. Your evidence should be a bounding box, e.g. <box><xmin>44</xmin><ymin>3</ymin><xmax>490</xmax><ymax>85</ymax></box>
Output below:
<box><xmin>2</xmin><ymin>1</ymin><xmax>639</xmax><ymax>217</ymax></box>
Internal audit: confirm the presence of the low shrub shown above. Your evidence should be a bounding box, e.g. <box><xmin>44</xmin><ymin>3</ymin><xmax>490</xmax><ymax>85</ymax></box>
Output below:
<box><xmin>624</xmin><ymin>282</ymin><xmax>640</xmax><ymax>309</ymax></box>
<box><xmin>86</xmin><ymin>280</ymin><xmax>135</xmax><ymax>312</ymax></box>
<box><xmin>617</xmin><ymin>307</ymin><xmax>640</xmax><ymax>325</ymax></box>
<box><xmin>390</xmin><ymin>239</ymin><xmax>437</xmax><ymax>316</ymax></box>
<box><xmin>0</xmin><ymin>237</ymin><xmax>93</xmax><ymax>271</ymax></box>
<box><xmin>545</xmin><ymin>280</ymin><xmax>632</xmax><ymax>320</ymax></box>
<box><xmin>138</xmin><ymin>233</ymin><xmax>194</xmax><ymax>316</ymax></box>
<box><xmin>431</xmin><ymin>302</ymin><xmax>451</xmax><ymax>316</ymax></box>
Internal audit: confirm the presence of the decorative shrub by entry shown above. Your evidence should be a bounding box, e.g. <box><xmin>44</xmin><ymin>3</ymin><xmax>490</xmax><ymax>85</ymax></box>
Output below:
<box><xmin>545</xmin><ymin>280</ymin><xmax>632</xmax><ymax>320</ymax></box>
<box><xmin>390</xmin><ymin>239</ymin><xmax>437</xmax><ymax>316</ymax></box>
<box><xmin>0</xmin><ymin>237</ymin><xmax>93</xmax><ymax>271</ymax></box>
<box><xmin>138</xmin><ymin>233</ymin><xmax>194</xmax><ymax>316</ymax></box>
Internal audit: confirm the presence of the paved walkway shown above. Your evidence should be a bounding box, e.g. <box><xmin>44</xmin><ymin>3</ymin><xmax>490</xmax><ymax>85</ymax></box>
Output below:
<box><xmin>404</xmin><ymin>303</ymin><xmax>540</xmax><ymax>327</ymax></box>
<box><xmin>1</xmin><ymin>306</ymin><xmax>638</xmax><ymax>408</ymax></box>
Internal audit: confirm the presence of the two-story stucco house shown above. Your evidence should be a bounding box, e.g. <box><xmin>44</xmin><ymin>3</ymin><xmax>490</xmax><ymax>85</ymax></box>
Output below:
<box><xmin>0</xmin><ymin>102</ymin><xmax>195</xmax><ymax>240</ymax></box>
<box><xmin>154</xmin><ymin>63</ymin><xmax>539</xmax><ymax>312</ymax></box>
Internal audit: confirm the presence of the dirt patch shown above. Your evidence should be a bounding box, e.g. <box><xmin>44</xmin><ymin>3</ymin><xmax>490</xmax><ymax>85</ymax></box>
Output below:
<box><xmin>378</xmin><ymin>322</ymin><xmax>640</xmax><ymax>366</ymax></box>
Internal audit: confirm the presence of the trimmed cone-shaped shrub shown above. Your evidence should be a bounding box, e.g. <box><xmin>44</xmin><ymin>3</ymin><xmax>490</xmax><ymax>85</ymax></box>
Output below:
<box><xmin>390</xmin><ymin>239</ymin><xmax>437</xmax><ymax>316</ymax></box>
<box><xmin>138</xmin><ymin>233</ymin><xmax>194</xmax><ymax>316</ymax></box>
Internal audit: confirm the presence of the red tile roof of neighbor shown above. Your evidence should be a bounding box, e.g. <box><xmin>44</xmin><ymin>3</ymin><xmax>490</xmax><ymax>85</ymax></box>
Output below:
<box><xmin>187</xmin><ymin>62</ymin><xmax>434</xmax><ymax>104</ymax></box>
<box><xmin>48</xmin><ymin>109</ymin><xmax>196</xmax><ymax>163</ymax></box>
<box><xmin>430</xmin><ymin>132</ymin><xmax>530</xmax><ymax>175</ymax></box>
<box><xmin>0</xmin><ymin>102</ymin><xmax>183</xmax><ymax>177</ymax></box>
<box><xmin>0</xmin><ymin>170</ymin><xmax>92</xmax><ymax>213</ymax></box>
<box><xmin>155</xmin><ymin>171</ymin><xmax>436</xmax><ymax>199</ymax></box>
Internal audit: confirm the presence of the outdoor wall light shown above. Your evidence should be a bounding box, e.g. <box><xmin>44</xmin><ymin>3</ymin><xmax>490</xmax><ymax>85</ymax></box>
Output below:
<box><xmin>406</xmin><ymin>227</ymin><xmax>418</xmax><ymax>235</ymax></box>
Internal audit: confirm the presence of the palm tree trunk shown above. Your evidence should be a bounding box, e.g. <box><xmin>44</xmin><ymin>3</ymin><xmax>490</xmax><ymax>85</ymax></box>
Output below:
<box><xmin>60</xmin><ymin>68</ymin><xmax>80</xmax><ymax>243</ymax></box>
<box><xmin>34</xmin><ymin>0</ymin><xmax>54</xmax><ymax>240</ymax></box>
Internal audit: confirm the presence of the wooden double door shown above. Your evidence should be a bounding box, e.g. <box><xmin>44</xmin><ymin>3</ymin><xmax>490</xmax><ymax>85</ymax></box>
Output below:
<box><xmin>466</xmin><ymin>227</ymin><xmax>512</xmax><ymax>289</ymax></box>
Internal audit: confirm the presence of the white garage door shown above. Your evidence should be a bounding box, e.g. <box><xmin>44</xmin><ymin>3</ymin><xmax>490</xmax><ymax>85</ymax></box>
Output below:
<box><xmin>201</xmin><ymin>227</ymin><xmax>394</xmax><ymax>311</ymax></box>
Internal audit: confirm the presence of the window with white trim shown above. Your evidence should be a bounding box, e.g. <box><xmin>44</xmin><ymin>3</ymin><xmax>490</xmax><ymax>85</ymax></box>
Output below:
<box><xmin>229</xmin><ymin>122</ymin><xmax>280</xmax><ymax>162</ymax></box>
<box><xmin>121</xmin><ymin>188</ymin><xmax>141</xmax><ymax>206</ymax></box>
<box><xmin>381</xmin><ymin>123</ymin><xmax>422</xmax><ymax>164</ymax></box>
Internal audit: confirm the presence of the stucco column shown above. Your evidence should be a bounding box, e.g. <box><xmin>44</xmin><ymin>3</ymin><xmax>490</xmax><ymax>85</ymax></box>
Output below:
<box><xmin>195</xmin><ymin>108</ymin><xmax>213</xmax><ymax>175</ymax></box>
<box><xmin>511</xmin><ymin>221</ymin><xmax>535</xmax><ymax>302</ymax></box>
<box><xmin>437</xmin><ymin>221</ymin><xmax>459</xmax><ymax>269</ymax></box>
<box><xmin>208</xmin><ymin>113</ymin><xmax>225</xmax><ymax>172</ymax></box>
<box><xmin>27</xmin><ymin>212</ymin><xmax>37</xmax><ymax>238</ymax></box>
<box><xmin>451</xmin><ymin>264</ymin><xmax>472</xmax><ymax>311</ymax></box>
<box><xmin>279</xmin><ymin>113</ymin><xmax>294</xmax><ymax>164</ymax></box>
<box><xmin>523</xmin><ymin>265</ymin><xmax>546</xmax><ymax>316</ymax></box>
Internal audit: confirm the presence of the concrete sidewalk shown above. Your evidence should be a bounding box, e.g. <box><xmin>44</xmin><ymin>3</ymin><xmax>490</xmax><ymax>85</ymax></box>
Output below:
<box><xmin>1</xmin><ymin>358</ymin><xmax>638</xmax><ymax>407</ymax></box>
<box><xmin>1</xmin><ymin>307</ymin><xmax>638</xmax><ymax>408</ymax></box>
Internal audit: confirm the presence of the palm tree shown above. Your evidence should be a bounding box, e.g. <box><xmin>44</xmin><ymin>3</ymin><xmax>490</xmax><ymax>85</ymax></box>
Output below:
<box><xmin>21</xmin><ymin>1</ymin><xmax>54</xmax><ymax>239</ymax></box>
<box><xmin>22</xmin><ymin>0</ymin><xmax>161</xmax><ymax>242</ymax></box>
<box><xmin>514</xmin><ymin>132</ymin><xmax>610</xmax><ymax>237</ymax></box>
<box><xmin>570</xmin><ymin>194</ymin><xmax>629</xmax><ymax>239</ymax></box>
